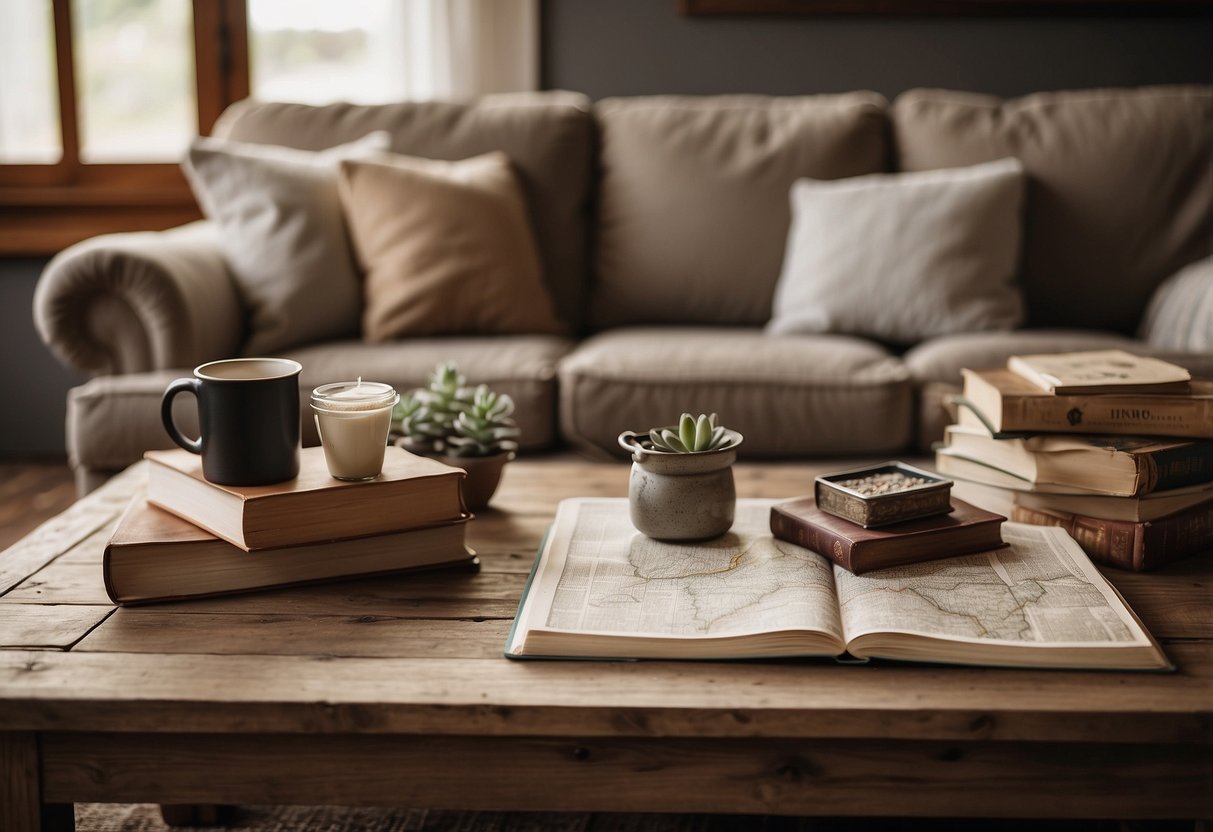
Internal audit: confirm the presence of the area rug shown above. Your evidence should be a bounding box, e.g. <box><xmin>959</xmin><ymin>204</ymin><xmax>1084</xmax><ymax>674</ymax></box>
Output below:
<box><xmin>74</xmin><ymin>805</ymin><xmax>812</xmax><ymax>832</ymax></box>
<box><xmin>72</xmin><ymin>805</ymin><xmax>1150</xmax><ymax>832</ymax></box>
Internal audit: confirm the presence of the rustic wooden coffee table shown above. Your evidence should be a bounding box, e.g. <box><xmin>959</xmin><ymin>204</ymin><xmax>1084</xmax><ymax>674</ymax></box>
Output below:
<box><xmin>1</xmin><ymin>457</ymin><xmax>1210</xmax><ymax>830</ymax></box>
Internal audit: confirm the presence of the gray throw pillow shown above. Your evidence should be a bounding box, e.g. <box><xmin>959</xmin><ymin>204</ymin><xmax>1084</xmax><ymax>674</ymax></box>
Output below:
<box><xmin>183</xmin><ymin>131</ymin><xmax>389</xmax><ymax>355</ymax></box>
<box><xmin>767</xmin><ymin>157</ymin><xmax>1026</xmax><ymax>345</ymax></box>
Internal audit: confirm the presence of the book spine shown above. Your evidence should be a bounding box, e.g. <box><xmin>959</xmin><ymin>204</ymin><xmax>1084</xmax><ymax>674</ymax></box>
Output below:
<box><xmin>1009</xmin><ymin>505</ymin><xmax>1138</xmax><ymax>569</ymax></box>
<box><xmin>1141</xmin><ymin>442</ymin><xmax>1213</xmax><ymax>494</ymax></box>
<box><xmin>1011</xmin><ymin>502</ymin><xmax>1213</xmax><ymax>571</ymax></box>
<box><xmin>770</xmin><ymin>511</ymin><xmax>855</xmax><ymax>571</ymax></box>
<box><xmin>1002</xmin><ymin>395</ymin><xmax>1213</xmax><ymax>438</ymax></box>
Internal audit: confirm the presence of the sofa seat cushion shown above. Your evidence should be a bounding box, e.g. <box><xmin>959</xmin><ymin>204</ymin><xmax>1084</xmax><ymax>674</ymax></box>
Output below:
<box><xmin>904</xmin><ymin>330</ymin><xmax>1213</xmax><ymax>452</ymax></box>
<box><xmin>590</xmin><ymin>93</ymin><xmax>889</xmax><ymax>329</ymax></box>
<box><xmin>893</xmin><ymin>86</ymin><xmax>1213</xmax><ymax>334</ymax></box>
<box><xmin>558</xmin><ymin>328</ymin><xmax>912</xmax><ymax>458</ymax></box>
<box><xmin>286</xmin><ymin>337</ymin><xmax>570</xmax><ymax>453</ymax></box>
<box><xmin>68</xmin><ymin>336</ymin><xmax>573</xmax><ymax>475</ymax></box>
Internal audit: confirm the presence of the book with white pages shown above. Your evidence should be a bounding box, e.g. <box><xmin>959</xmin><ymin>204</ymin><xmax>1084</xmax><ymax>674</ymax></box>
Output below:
<box><xmin>1013</xmin><ymin>488</ymin><xmax>1213</xmax><ymax>524</ymax></box>
<box><xmin>505</xmin><ymin>498</ymin><xmax>1170</xmax><ymax>670</ymax></box>
<box><xmin>934</xmin><ymin>447</ymin><xmax>1109</xmax><ymax>495</ymax></box>
<box><xmin>1007</xmin><ymin>349</ymin><xmax>1191</xmax><ymax>395</ymax></box>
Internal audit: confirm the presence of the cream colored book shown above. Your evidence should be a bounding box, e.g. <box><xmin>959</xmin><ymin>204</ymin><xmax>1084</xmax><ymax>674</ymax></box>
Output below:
<box><xmin>958</xmin><ymin>368</ymin><xmax>1213</xmax><ymax>438</ymax></box>
<box><xmin>145</xmin><ymin>445</ymin><xmax>467</xmax><ymax>550</ymax></box>
<box><xmin>1014</xmin><ymin>487</ymin><xmax>1213</xmax><ymax>524</ymax></box>
<box><xmin>105</xmin><ymin>497</ymin><xmax>476</xmax><ymax>605</ymax></box>
<box><xmin>506</xmin><ymin>498</ymin><xmax>1169</xmax><ymax>670</ymax></box>
<box><xmin>941</xmin><ymin>424</ymin><xmax>1213</xmax><ymax>496</ymax></box>
<box><xmin>1007</xmin><ymin>349</ymin><xmax>1191</xmax><ymax>395</ymax></box>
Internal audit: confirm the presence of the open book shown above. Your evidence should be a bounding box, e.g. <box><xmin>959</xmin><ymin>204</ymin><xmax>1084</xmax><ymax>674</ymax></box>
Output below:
<box><xmin>506</xmin><ymin>499</ymin><xmax>1168</xmax><ymax>670</ymax></box>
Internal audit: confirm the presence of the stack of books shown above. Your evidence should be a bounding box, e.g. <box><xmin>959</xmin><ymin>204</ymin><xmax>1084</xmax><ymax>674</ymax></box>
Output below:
<box><xmin>105</xmin><ymin>445</ymin><xmax>476</xmax><ymax>604</ymax></box>
<box><xmin>935</xmin><ymin>349</ymin><xmax>1213</xmax><ymax>571</ymax></box>
<box><xmin>769</xmin><ymin>463</ymin><xmax>1007</xmax><ymax>575</ymax></box>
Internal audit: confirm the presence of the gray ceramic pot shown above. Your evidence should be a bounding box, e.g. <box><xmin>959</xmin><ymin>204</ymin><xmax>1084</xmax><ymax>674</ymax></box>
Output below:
<box><xmin>618</xmin><ymin>428</ymin><xmax>743</xmax><ymax>541</ymax></box>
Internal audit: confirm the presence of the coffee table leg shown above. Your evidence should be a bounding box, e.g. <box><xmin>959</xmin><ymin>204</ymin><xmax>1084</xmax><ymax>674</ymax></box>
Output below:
<box><xmin>0</xmin><ymin>732</ymin><xmax>74</xmax><ymax>832</ymax></box>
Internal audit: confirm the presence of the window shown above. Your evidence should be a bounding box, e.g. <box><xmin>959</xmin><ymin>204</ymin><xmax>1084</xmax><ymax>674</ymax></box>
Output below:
<box><xmin>0</xmin><ymin>2</ymin><xmax>61</xmax><ymax>164</ymax></box>
<box><xmin>0</xmin><ymin>0</ymin><xmax>537</xmax><ymax>255</ymax></box>
<box><xmin>73</xmin><ymin>0</ymin><xmax>199</xmax><ymax>163</ymax></box>
<box><xmin>248</xmin><ymin>0</ymin><xmax>410</xmax><ymax>105</ymax></box>
<box><xmin>0</xmin><ymin>0</ymin><xmax>250</xmax><ymax>254</ymax></box>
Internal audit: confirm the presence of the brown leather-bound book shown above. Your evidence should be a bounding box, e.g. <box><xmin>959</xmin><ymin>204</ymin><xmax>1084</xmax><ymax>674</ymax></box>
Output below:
<box><xmin>1010</xmin><ymin>501</ymin><xmax>1213</xmax><ymax>572</ymax></box>
<box><xmin>105</xmin><ymin>498</ymin><xmax>477</xmax><ymax>605</ymax></box>
<box><xmin>959</xmin><ymin>368</ymin><xmax>1213</xmax><ymax>439</ymax></box>
<box><xmin>770</xmin><ymin>497</ymin><xmax>1006</xmax><ymax>574</ymax></box>
<box><xmin>145</xmin><ymin>445</ymin><xmax>467</xmax><ymax>551</ymax></box>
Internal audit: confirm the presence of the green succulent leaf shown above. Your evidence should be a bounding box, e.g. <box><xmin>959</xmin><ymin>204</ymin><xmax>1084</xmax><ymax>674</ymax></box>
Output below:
<box><xmin>679</xmin><ymin>413</ymin><xmax>696</xmax><ymax>451</ymax></box>
<box><xmin>643</xmin><ymin>412</ymin><xmax>733</xmax><ymax>453</ymax></box>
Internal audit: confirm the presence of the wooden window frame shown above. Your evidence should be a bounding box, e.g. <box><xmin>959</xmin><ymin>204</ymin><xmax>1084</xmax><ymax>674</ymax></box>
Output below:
<box><xmin>0</xmin><ymin>0</ymin><xmax>250</xmax><ymax>255</ymax></box>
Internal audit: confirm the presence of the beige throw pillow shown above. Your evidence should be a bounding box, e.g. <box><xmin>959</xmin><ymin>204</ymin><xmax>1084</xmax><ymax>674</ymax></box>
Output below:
<box><xmin>338</xmin><ymin>152</ymin><xmax>565</xmax><ymax>341</ymax></box>
<box><xmin>183</xmin><ymin>132</ymin><xmax>389</xmax><ymax>354</ymax></box>
<box><xmin>767</xmin><ymin>157</ymin><xmax>1026</xmax><ymax>345</ymax></box>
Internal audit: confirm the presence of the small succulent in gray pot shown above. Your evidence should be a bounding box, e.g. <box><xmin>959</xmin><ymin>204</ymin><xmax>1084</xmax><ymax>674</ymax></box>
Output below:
<box><xmin>393</xmin><ymin>363</ymin><xmax>519</xmax><ymax>511</ymax></box>
<box><xmin>618</xmin><ymin>413</ymin><xmax>743</xmax><ymax>541</ymax></box>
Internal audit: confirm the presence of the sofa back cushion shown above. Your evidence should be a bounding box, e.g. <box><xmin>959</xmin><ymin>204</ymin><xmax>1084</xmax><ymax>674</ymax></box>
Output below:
<box><xmin>212</xmin><ymin>91</ymin><xmax>594</xmax><ymax>331</ymax></box>
<box><xmin>589</xmin><ymin>93</ymin><xmax>889</xmax><ymax>329</ymax></box>
<box><xmin>893</xmin><ymin>86</ymin><xmax>1213</xmax><ymax>335</ymax></box>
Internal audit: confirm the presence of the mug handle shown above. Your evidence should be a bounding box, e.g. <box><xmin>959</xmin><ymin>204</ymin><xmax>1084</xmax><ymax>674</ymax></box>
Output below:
<box><xmin>161</xmin><ymin>378</ymin><xmax>203</xmax><ymax>454</ymax></box>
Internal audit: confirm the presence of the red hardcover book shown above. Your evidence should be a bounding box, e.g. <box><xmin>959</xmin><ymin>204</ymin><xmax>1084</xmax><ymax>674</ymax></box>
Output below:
<box><xmin>1010</xmin><ymin>500</ymin><xmax>1213</xmax><ymax>572</ymax></box>
<box><xmin>770</xmin><ymin>497</ymin><xmax>1006</xmax><ymax>574</ymax></box>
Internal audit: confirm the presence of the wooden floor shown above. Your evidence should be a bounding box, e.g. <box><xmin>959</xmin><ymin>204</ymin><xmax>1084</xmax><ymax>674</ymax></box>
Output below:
<box><xmin>0</xmin><ymin>462</ymin><xmax>77</xmax><ymax>551</ymax></box>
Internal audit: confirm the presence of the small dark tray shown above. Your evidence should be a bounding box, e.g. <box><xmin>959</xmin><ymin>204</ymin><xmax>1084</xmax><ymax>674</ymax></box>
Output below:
<box><xmin>814</xmin><ymin>461</ymin><xmax>953</xmax><ymax>529</ymax></box>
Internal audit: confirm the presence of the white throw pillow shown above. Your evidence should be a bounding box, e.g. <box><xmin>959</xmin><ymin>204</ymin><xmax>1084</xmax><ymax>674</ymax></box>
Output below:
<box><xmin>767</xmin><ymin>157</ymin><xmax>1026</xmax><ymax>345</ymax></box>
<box><xmin>1138</xmin><ymin>257</ymin><xmax>1213</xmax><ymax>352</ymax></box>
<box><xmin>183</xmin><ymin>132</ymin><xmax>390</xmax><ymax>355</ymax></box>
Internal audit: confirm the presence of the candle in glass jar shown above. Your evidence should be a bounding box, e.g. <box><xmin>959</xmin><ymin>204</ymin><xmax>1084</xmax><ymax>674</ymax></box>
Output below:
<box><xmin>310</xmin><ymin>379</ymin><xmax>399</xmax><ymax>481</ymax></box>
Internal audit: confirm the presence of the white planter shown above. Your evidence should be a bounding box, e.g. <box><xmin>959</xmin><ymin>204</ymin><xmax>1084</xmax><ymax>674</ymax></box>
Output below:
<box><xmin>617</xmin><ymin>429</ymin><xmax>743</xmax><ymax>541</ymax></box>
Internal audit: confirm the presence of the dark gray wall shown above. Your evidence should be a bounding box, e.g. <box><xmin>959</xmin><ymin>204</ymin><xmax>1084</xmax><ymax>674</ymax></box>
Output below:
<box><xmin>542</xmin><ymin>1</ymin><xmax>1213</xmax><ymax>99</ymax></box>
<box><xmin>0</xmin><ymin>258</ymin><xmax>88</xmax><ymax>458</ymax></box>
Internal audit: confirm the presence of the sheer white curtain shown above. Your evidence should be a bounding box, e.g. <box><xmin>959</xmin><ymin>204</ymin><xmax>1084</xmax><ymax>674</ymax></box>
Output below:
<box><xmin>248</xmin><ymin>0</ymin><xmax>538</xmax><ymax>105</ymax></box>
<box><xmin>398</xmin><ymin>0</ymin><xmax>539</xmax><ymax>100</ymax></box>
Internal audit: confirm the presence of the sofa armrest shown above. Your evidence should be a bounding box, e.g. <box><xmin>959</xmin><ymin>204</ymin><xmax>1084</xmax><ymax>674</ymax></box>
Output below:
<box><xmin>34</xmin><ymin>221</ymin><xmax>245</xmax><ymax>375</ymax></box>
<box><xmin>1138</xmin><ymin>257</ymin><xmax>1213</xmax><ymax>353</ymax></box>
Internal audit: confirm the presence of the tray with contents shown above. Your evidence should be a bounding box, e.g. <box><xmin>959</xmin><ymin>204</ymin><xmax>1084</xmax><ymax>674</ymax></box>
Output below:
<box><xmin>815</xmin><ymin>461</ymin><xmax>953</xmax><ymax>528</ymax></box>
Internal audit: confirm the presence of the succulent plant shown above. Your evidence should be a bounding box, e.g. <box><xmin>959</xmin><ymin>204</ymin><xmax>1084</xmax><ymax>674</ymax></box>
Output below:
<box><xmin>445</xmin><ymin>385</ymin><xmax>521</xmax><ymax>458</ymax></box>
<box><xmin>645</xmin><ymin>413</ymin><xmax>734</xmax><ymax>453</ymax></box>
<box><xmin>392</xmin><ymin>363</ymin><xmax>519</xmax><ymax>458</ymax></box>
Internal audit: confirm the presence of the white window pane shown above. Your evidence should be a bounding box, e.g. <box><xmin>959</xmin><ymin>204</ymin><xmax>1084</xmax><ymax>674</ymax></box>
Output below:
<box><xmin>74</xmin><ymin>0</ymin><xmax>196</xmax><ymax>163</ymax></box>
<box><xmin>249</xmin><ymin>0</ymin><xmax>409</xmax><ymax>105</ymax></box>
<box><xmin>0</xmin><ymin>0</ymin><xmax>62</xmax><ymax>164</ymax></box>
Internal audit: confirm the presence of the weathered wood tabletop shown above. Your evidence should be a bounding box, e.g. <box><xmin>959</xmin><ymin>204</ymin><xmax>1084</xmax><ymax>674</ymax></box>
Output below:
<box><xmin>1</xmin><ymin>456</ymin><xmax>1211</xmax><ymax>830</ymax></box>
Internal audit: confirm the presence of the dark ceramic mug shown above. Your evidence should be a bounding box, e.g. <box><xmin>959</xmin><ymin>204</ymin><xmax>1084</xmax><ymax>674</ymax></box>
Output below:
<box><xmin>161</xmin><ymin>358</ymin><xmax>303</xmax><ymax>485</ymax></box>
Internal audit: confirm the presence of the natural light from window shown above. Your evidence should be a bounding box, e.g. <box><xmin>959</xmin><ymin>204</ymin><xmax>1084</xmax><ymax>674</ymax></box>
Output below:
<box><xmin>248</xmin><ymin>0</ymin><xmax>412</xmax><ymax>105</ymax></box>
<box><xmin>74</xmin><ymin>0</ymin><xmax>197</xmax><ymax>163</ymax></box>
<box><xmin>0</xmin><ymin>0</ymin><xmax>62</xmax><ymax>164</ymax></box>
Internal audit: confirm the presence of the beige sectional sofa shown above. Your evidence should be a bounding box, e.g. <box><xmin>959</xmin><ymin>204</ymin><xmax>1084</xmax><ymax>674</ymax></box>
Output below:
<box><xmin>35</xmin><ymin>87</ymin><xmax>1213</xmax><ymax>494</ymax></box>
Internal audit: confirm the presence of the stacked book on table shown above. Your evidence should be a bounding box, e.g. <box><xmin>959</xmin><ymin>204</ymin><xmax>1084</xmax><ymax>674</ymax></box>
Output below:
<box><xmin>936</xmin><ymin>350</ymin><xmax>1213</xmax><ymax>571</ymax></box>
<box><xmin>105</xmin><ymin>446</ymin><xmax>475</xmax><ymax>605</ymax></box>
